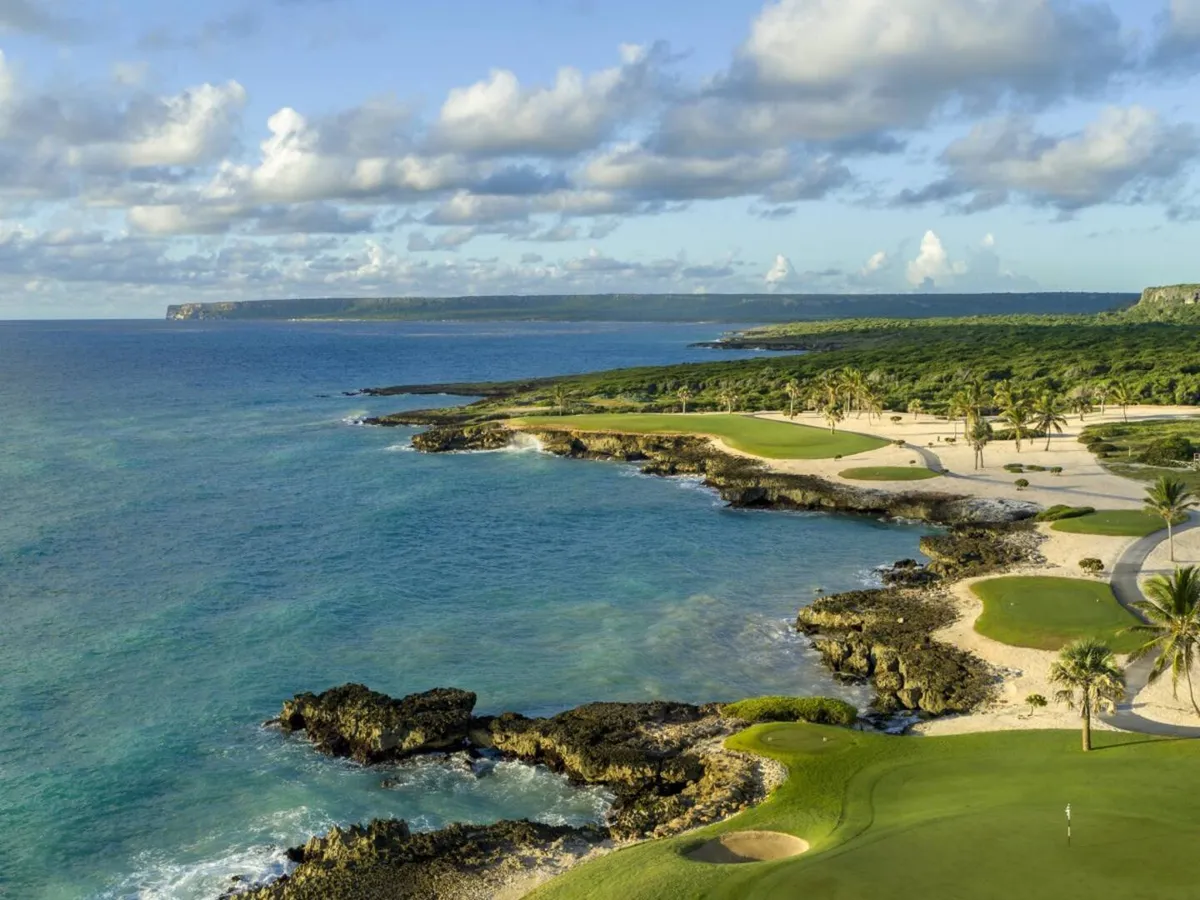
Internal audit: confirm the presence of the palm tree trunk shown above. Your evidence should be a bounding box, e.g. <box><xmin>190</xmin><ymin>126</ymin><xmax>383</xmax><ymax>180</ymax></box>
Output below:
<box><xmin>1123</xmin><ymin>404</ymin><xmax>1128</xmax><ymax>423</ymax></box>
<box><xmin>1169</xmin><ymin>520</ymin><xmax>1176</xmax><ymax>562</ymax></box>
<box><xmin>1046</xmin><ymin>432</ymin><xmax>1052</xmax><ymax>451</ymax></box>
<box><xmin>1187</xmin><ymin>666</ymin><xmax>1200</xmax><ymax>718</ymax></box>
<box><xmin>1082</xmin><ymin>699</ymin><xmax>1092</xmax><ymax>752</ymax></box>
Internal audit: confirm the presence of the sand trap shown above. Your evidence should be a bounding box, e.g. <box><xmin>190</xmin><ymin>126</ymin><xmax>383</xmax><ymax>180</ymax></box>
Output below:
<box><xmin>688</xmin><ymin>831</ymin><xmax>810</xmax><ymax>864</ymax></box>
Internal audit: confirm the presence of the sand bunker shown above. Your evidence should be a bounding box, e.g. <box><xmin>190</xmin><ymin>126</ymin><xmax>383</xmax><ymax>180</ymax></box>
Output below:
<box><xmin>688</xmin><ymin>831</ymin><xmax>810</xmax><ymax>864</ymax></box>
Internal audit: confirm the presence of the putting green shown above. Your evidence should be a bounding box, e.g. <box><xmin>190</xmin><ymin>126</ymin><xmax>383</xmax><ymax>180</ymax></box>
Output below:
<box><xmin>511</xmin><ymin>414</ymin><xmax>888</xmax><ymax>459</ymax></box>
<box><xmin>839</xmin><ymin>466</ymin><xmax>940</xmax><ymax>482</ymax></box>
<box><xmin>971</xmin><ymin>576</ymin><xmax>1142</xmax><ymax>653</ymax></box>
<box><xmin>530</xmin><ymin>725</ymin><xmax>1200</xmax><ymax>900</ymax></box>
<box><xmin>1051</xmin><ymin>510</ymin><xmax>1168</xmax><ymax>536</ymax></box>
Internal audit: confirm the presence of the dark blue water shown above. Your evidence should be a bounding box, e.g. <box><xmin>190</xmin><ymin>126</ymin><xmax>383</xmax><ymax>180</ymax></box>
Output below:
<box><xmin>0</xmin><ymin>321</ymin><xmax>930</xmax><ymax>899</ymax></box>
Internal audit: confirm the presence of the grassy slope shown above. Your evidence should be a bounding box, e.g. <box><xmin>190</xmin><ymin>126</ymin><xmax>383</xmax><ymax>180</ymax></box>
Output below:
<box><xmin>1051</xmin><ymin>510</ymin><xmax>1168</xmax><ymax>537</ymax></box>
<box><xmin>532</xmin><ymin>725</ymin><xmax>1200</xmax><ymax>900</ymax></box>
<box><xmin>971</xmin><ymin>576</ymin><xmax>1142</xmax><ymax>652</ymax></box>
<box><xmin>838</xmin><ymin>466</ymin><xmax>940</xmax><ymax>482</ymax></box>
<box><xmin>1082</xmin><ymin>419</ymin><xmax>1200</xmax><ymax>488</ymax></box>
<box><xmin>512</xmin><ymin>414</ymin><xmax>888</xmax><ymax>459</ymax></box>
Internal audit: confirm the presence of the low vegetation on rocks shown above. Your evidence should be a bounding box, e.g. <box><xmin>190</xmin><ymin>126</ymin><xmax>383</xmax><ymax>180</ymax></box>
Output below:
<box><xmin>721</xmin><ymin>696</ymin><xmax>858</xmax><ymax>726</ymax></box>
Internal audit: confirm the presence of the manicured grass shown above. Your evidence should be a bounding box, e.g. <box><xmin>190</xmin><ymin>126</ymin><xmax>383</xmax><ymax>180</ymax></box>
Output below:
<box><xmin>1050</xmin><ymin>509</ymin><xmax>1168</xmax><ymax>536</ymax></box>
<box><xmin>531</xmin><ymin>725</ymin><xmax>1200</xmax><ymax>900</ymax></box>
<box><xmin>511</xmin><ymin>414</ymin><xmax>888</xmax><ymax>459</ymax></box>
<box><xmin>971</xmin><ymin>576</ymin><xmax>1142</xmax><ymax>652</ymax></box>
<box><xmin>838</xmin><ymin>466</ymin><xmax>940</xmax><ymax>482</ymax></box>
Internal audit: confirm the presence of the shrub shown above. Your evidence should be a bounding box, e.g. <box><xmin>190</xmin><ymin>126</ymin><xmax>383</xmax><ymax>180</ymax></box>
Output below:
<box><xmin>1025</xmin><ymin>465</ymin><xmax>1047</xmax><ymax>472</ymax></box>
<box><xmin>1015</xmin><ymin>478</ymin><xmax>1030</xmax><ymax>491</ymax></box>
<box><xmin>893</xmin><ymin>439</ymin><xmax>906</xmax><ymax>447</ymax></box>
<box><xmin>891</xmin><ymin>416</ymin><xmax>903</xmax><ymax>424</ymax></box>
<box><xmin>1035</xmin><ymin>505</ymin><xmax>1095</xmax><ymax>522</ymax></box>
<box><xmin>834</xmin><ymin>454</ymin><xmax>843</xmax><ymax>460</ymax></box>
<box><xmin>1050</xmin><ymin>466</ymin><xmax>1064</xmax><ymax>475</ymax></box>
<box><xmin>1088</xmin><ymin>442</ymin><xmax>1119</xmax><ymax>455</ymax></box>
<box><xmin>1079</xmin><ymin>558</ymin><xmax>1105</xmax><ymax>575</ymax></box>
<box><xmin>945</xmin><ymin>437</ymin><xmax>957</xmax><ymax>445</ymax></box>
<box><xmin>1003</xmin><ymin>463</ymin><xmax>1025</xmax><ymax>473</ymax></box>
<box><xmin>722</xmin><ymin>696</ymin><xmax>858</xmax><ymax>727</ymax></box>
<box><xmin>1141</xmin><ymin>436</ymin><xmax>1196</xmax><ymax>467</ymax></box>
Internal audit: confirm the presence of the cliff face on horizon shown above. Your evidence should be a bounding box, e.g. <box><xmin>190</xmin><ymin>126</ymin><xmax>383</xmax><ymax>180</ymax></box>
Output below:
<box><xmin>164</xmin><ymin>292</ymin><xmax>1135</xmax><ymax>324</ymax></box>
<box><xmin>1139</xmin><ymin>284</ymin><xmax>1200</xmax><ymax>306</ymax></box>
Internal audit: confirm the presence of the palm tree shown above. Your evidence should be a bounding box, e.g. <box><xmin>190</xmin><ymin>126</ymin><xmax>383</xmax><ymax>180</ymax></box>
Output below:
<box><xmin>552</xmin><ymin>384</ymin><xmax>570</xmax><ymax>415</ymax></box>
<box><xmin>862</xmin><ymin>387</ymin><xmax>884</xmax><ymax>423</ymax></box>
<box><xmin>1068</xmin><ymin>386</ymin><xmax>1094</xmax><ymax>422</ymax></box>
<box><xmin>783</xmin><ymin>379</ymin><xmax>804</xmax><ymax>419</ymax></box>
<box><xmin>1049</xmin><ymin>638</ymin><xmax>1125</xmax><ymax>752</ymax></box>
<box><xmin>717</xmin><ymin>386</ymin><xmax>738</xmax><ymax>414</ymax></box>
<box><xmin>822</xmin><ymin>403</ymin><xmax>844</xmax><ymax>435</ymax></box>
<box><xmin>839</xmin><ymin>368</ymin><xmax>867</xmax><ymax>416</ymax></box>
<box><xmin>1094</xmin><ymin>381</ymin><xmax>1111</xmax><ymax>415</ymax></box>
<box><xmin>968</xmin><ymin>417</ymin><xmax>991</xmax><ymax>470</ymax></box>
<box><xmin>1145</xmin><ymin>476</ymin><xmax>1198</xmax><ymax>562</ymax></box>
<box><xmin>907</xmin><ymin>399</ymin><xmax>924</xmax><ymax>421</ymax></box>
<box><xmin>999</xmin><ymin>399</ymin><xmax>1033</xmax><ymax>453</ymax></box>
<box><xmin>948</xmin><ymin>390</ymin><xmax>972</xmax><ymax>439</ymax></box>
<box><xmin>677</xmin><ymin>386</ymin><xmax>693</xmax><ymax>414</ymax></box>
<box><xmin>815</xmin><ymin>370</ymin><xmax>840</xmax><ymax>409</ymax></box>
<box><xmin>1033</xmin><ymin>390</ymin><xmax>1068</xmax><ymax>451</ymax></box>
<box><xmin>1108</xmin><ymin>379</ymin><xmax>1132</xmax><ymax>422</ymax></box>
<box><xmin>1129</xmin><ymin>566</ymin><xmax>1200</xmax><ymax>717</ymax></box>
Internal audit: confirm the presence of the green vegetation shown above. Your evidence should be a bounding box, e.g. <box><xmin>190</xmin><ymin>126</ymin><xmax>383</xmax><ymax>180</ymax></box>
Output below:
<box><xmin>1050</xmin><ymin>510</ymin><xmax>1169</xmax><ymax>537</ymax></box>
<box><xmin>1080</xmin><ymin>419</ymin><xmax>1200</xmax><ymax>487</ymax></box>
<box><xmin>721</xmin><ymin>697</ymin><xmax>858</xmax><ymax>726</ymax></box>
<box><xmin>971</xmin><ymin>576</ymin><xmax>1142</xmax><ymax>653</ymax></box>
<box><xmin>510</xmin><ymin>414</ymin><xmax>888</xmax><ymax>459</ymax></box>
<box><xmin>1145</xmin><ymin>476</ymin><xmax>1199</xmax><ymax>562</ymax></box>
<box><xmin>1035</xmin><ymin>505</ymin><xmax>1095</xmax><ymax>523</ymax></box>
<box><xmin>837</xmin><ymin>466</ymin><xmax>940</xmax><ymax>482</ymax></box>
<box><xmin>531</xmin><ymin>725</ymin><xmax>1200</xmax><ymax>900</ymax></box>
<box><xmin>1130</xmin><ymin>566</ymin><xmax>1200</xmax><ymax>717</ymax></box>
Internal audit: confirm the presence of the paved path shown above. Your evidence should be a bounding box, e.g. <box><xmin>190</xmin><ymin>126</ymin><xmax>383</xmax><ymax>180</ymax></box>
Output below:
<box><xmin>1101</xmin><ymin>513</ymin><xmax>1200</xmax><ymax>737</ymax></box>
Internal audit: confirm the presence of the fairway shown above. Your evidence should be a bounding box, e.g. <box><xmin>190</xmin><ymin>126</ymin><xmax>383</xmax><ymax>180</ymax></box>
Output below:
<box><xmin>839</xmin><ymin>466</ymin><xmax>940</xmax><ymax>482</ymax></box>
<box><xmin>1051</xmin><ymin>509</ymin><xmax>1168</xmax><ymax>536</ymax></box>
<box><xmin>530</xmin><ymin>725</ymin><xmax>1200</xmax><ymax>900</ymax></box>
<box><xmin>971</xmin><ymin>576</ymin><xmax>1142</xmax><ymax>652</ymax></box>
<box><xmin>512</xmin><ymin>414</ymin><xmax>888</xmax><ymax>459</ymax></box>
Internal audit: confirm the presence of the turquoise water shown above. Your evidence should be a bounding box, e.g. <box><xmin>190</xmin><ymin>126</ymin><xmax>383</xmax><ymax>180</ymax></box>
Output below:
<box><xmin>0</xmin><ymin>321</ymin><xmax>931</xmax><ymax>899</ymax></box>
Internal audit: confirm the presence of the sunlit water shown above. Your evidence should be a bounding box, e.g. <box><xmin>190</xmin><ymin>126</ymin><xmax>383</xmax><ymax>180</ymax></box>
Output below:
<box><xmin>0</xmin><ymin>321</ymin><xmax>932</xmax><ymax>898</ymax></box>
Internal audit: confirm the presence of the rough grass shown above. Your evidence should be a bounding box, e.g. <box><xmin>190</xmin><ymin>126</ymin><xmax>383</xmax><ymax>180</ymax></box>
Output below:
<box><xmin>1050</xmin><ymin>510</ymin><xmax>1168</xmax><ymax>536</ymax></box>
<box><xmin>511</xmin><ymin>414</ymin><xmax>888</xmax><ymax>459</ymax></box>
<box><xmin>530</xmin><ymin>725</ymin><xmax>1200</xmax><ymax>900</ymax></box>
<box><xmin>838</xmin><ymin>466</ymin><xmax>940</xmax><ymax>482</ymax></box>
<box><xmin>1082</xmin><ymin>418</ymin><xmax>1200</xmax><ymax>488</ymax></box>
<box><xmin>721</xmin><ymin>697</ymin><xmax>858</xmax><ymax>726</ymax></box>
<box><xmin>971</xmin><ymin>576</ymin><xmax>1142</xmax><ymax>652</ymax></box>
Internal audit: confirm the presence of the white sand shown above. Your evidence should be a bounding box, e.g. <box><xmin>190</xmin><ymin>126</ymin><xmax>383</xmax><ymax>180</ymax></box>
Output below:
<box><xmin>688</xmin><ymin>831</ymin><xmax>810</xmax><ymax>864</ymax></box>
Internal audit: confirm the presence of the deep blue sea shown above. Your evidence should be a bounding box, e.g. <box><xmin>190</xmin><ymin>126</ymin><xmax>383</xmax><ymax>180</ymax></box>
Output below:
<box><xmin>0</xmin><ymin>320</ymin><xmax>932</xmax><ymax>899</ymax></box>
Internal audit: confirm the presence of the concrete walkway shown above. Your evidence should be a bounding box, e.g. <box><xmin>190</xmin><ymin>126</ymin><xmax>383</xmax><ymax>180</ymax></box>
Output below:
<box><xmin>1101</xmin><ymin>513</ymin><xmax>1200</xmax><ymax>737</ymax></box>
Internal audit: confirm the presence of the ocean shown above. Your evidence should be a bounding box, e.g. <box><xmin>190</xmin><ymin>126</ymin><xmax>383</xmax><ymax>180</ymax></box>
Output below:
<box><xmin>0</xmin><ymin>320</ymin><xmax>932</xmax><ymax>898</ymax></box>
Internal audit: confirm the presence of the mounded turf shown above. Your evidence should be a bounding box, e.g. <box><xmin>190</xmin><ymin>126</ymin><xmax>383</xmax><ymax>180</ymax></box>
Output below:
<box><xmin>1051</xmin><ymin>509</ymin><xmax>1168</xmax><ymax>536</ymax></box>
<box><xmin>511</xmin><ymin>414</ymin><xmax>888</xmax><ymax>459</ymax></box>
<box><xmin>971</xmin><ymin>576</ymin><xmax>1142</xmax><ymax>652</ymax></box>
<box><xmin>530</xmin><ymin>725</ymin><xmax>1200</xmax><ymax>900</ymax></box>
<box><xmin>838</xmin><ymin>466</ymin><xmax>940</xmax><ymax>482</ymax></box>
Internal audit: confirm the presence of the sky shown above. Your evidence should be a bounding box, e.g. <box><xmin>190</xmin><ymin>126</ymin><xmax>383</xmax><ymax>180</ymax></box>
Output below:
<box><xmin>1</xmin><ymin>0</ymin><xmax>1199</xmax><ymax>318</ymax></box>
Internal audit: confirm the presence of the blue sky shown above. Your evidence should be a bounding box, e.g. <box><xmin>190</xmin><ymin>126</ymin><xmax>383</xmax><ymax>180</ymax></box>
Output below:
<box><xmin>1</xmin><ymin>0</ymin><xmax>1199</xmax><ymax>317</ymax></box>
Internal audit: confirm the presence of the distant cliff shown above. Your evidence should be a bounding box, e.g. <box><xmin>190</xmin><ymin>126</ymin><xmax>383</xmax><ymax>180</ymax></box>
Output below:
<box><xmin>1139</xmin><ymin>284</ymin><xmax>1200</xmax><ymax>306</ymax></box>
<box><xmin>165</xmin><ymin>292</ymin><xmax>1134</xmax><ymax>323</ymax></box>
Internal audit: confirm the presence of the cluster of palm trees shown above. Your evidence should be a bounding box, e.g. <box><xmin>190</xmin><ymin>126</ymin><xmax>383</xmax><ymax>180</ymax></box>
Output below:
<box><xmin>1049</xmin><ymin>478</ymin><xmax>1199</xmax><ymax>751</ymax></box>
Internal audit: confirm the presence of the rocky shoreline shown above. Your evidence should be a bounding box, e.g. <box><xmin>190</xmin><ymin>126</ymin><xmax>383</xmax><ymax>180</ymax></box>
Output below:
<box><xmin>398</xmin><ymin>421</ymin><xmax>1038</xmax><ymax>526</ymax></box>
<box><xmin>226</xmin><ymin>686</ymin><xmax>788</xmax><ymax>899</ymax></box>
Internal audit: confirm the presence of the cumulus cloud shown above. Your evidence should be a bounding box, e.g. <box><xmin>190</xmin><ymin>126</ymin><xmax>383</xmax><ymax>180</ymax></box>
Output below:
<box><xmin>896</xmin><ymin>106</ymin><xmax>1199</xmax><ymax>212</ymax></box>
<box><xmin>907</xmin><ymin>231</ymin><xmax>967</xmax><ymax>288</ymax></box>
<box><xmin>764</xmin><ymin>253</ymin><xmax>795</xmax><ymax>289</ymax></box>
<box><xmin>430</xmin><ymin>44</ymin><xmax>666</xmax><ymax>157</ymax></box>
<box><xmin>583</xmin><ymin>145</ymin><xmax>791</xmax><ymax>201</ymax></box>
<box><xmin>901</xmin><ymin>230</ymin><xmax>1037</xmax><ymax>291</ymax></box>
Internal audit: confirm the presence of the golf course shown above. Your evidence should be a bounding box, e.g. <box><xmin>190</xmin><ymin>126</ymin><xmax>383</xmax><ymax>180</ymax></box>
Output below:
<box><xmin>511</xmin><ymin>413</ymin><xmax>888</xmax><ymax>459</ymax></box>
<box><xmin>971</xmin><ymin>576</ymin><xmax>1144</xmax><ymax>652</ymax></box>
<box><xmin>531</xmin><ymin>723</ymin><xmax>1200</xmax><ymax>900</ymax></box>
<box><xmin>1050</xmin><ymin>509</ymin><xmax>1169</xmax><ymax>536</ymax></box>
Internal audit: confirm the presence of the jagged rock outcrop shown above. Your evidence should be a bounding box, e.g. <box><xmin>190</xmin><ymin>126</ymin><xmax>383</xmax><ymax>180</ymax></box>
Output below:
<box><xmin>1139</xmin><ymin>284</ymin><xmax>1200</xmax><ymax>306</ymax></box>
<box><xmin>394</xmin><ymin>423</ymin><xmax>1039</xmax><ymax>526</ymax></box>
<box><xmin>920</xmin><ymin>524</ymin><xmax>1042</xmax><ymax>578</ymax></box>
<box><xmin>279</xmin><ymin>685</ymin><xmax>476</xmax><ymax>764</ymax></box>
<box><xmin>797</xmin><ymin>589</ymin><xmax>995</xmax><ymax>716</ymax></box>
<box><xmin>486</xmin><ymin>701</ymin><xmax>746</xmax><ymax>840</ymax></box>
<box><xmin>223</xmin><ymin>818</ymin><xmax>608</xmax><ymax>900</ymax></box>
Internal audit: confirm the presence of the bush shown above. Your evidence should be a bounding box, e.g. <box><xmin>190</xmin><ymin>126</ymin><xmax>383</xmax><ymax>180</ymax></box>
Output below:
<box><xmin>1141</xmin><ymin>436</ymin><xmax>1196</xmax><ymax>467</ymax></box>
<box><xmin>1035</xmin><ymin>505</ymin><xmax>1096</xmax><ymax>522</ymax></box>
<box><xmin>1015</xmin><ymin>478</ymin><xmax>1030</xmax><ymax>490</ymax></box>
<box><xmin>722</xmin><ymin>696</ymin><xmax>858</xmax><ymax>727</ymax></box>
<box><xmin>1050</xmin><ymin>466</ymin><xmax>1063</xmax><ymax>475</ymax></box>
<box><xmin>1088</xmin><ymin>442</ymin><xmax>1119</xmax><ymax>455</ymax></box>
<box><xmin>1079</xmin><ymin>558</ymin><xmax>1105</xmax><ymax>575</ymax></box>
<box><xmin>1004</xmin><ymin>463</ymin><xmax>1025</xmax><ymax>473</ymax></box>
<box><xmin>1025</xmin><ymin>465</ymin><xmax>1047</xmax><ymax>473</ymax></box>
<box><xmin>893</xmin><ymin>439</ymin><xmax>906</xmax><ymax>447</ymax></box>
<box><xmin>891</xmin><ymin>416</ymin><xmax>903</xmax><ymax>424</ymax></box>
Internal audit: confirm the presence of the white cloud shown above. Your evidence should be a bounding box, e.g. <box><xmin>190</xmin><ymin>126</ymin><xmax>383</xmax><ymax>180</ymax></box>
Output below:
<box><xmin>1171</xmin><ymin>0</ymin><xmax>1200</xmax><ymax>37</ymax></box>
<box><xmin>583</xmin><ymin>145</ymin><xmax>791</xmax><ymax>200</ymax></box>
<box><xmin>906</xmin><ymin>230</ymin><xmax>967</xmax><ymax>288</ymax></box>
<box><xmin>764</xmin><ymin>253</ymin><xmax>794</xmax><ymax>289</ymax></box>
<box><xmin>431</xmin><ymin>44</ymin><xmax>662</xmax><ymax>157</ymax></box>
<box><xmin>862</xmin><ymin>250</ymin><xmax>888</xmax><ymax>275</ymax></box>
